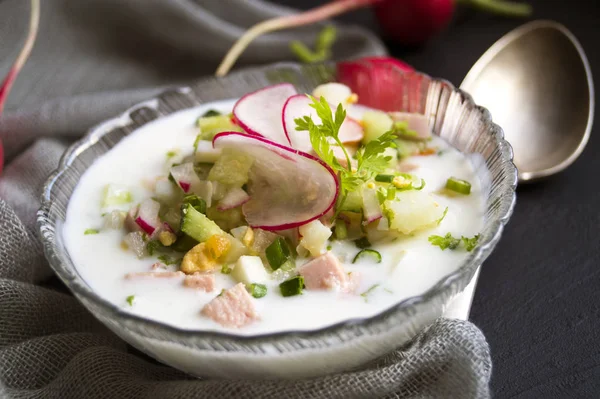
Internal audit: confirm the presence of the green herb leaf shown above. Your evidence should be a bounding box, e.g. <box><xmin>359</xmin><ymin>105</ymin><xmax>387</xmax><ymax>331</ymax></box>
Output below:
<box><xmin>84</xmin><ymin>229</ymin><xmax>99</xmax><ymax>235</ymax></box>
<box><xmin>157</xmin><ymin>255</ymin><xmax>180</xmax><ymax>266</ymax></box>
<box><xmin>202</xmin><ymin>109</ymin><xmax>221</xmax><ymax>118</ymax></box>
<box><xmin>126</xmin><ymin>295</ymin><xmax>135</xmax><ymax>306</ymax></box>
<box><xmin>355</xmin><ymin>131</ymin><xmax>397</xmax><ymax>178</ymax></box>
<box><xmin>428</xmin><ymin>233</ymin><xmax>461</xmax><ymax>250</ymax></box>
<box><xmin>166</xmin><ymin>150</ymin><xmax>178</xmax><ymax>159</ymax></box>
<box><xmin>461</xmin><ymin>234</ymin><xmax>480</xmax><ymax>252</ymax></box>
<box><xmin>354</xmin><ymin>237</ymin><xmax>371</xmax><ymax>249</ymax></box>
<box><xmin>146</xmin><ymin>240</ymin><xmax>162</xmax><ymax>256</ymax></box>
<box><xmin>221</xmin><ymin>264</ymin><xmax>233</xmax><ymax>274</ymax></box>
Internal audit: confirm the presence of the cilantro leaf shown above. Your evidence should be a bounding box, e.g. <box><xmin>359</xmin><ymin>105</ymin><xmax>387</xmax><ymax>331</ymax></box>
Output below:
<box><xmin>355</xmin><ymin>130</ymin><xmax>397</xmax><ymax>178</ymax></box>
<box><xmin>126</xmin><ymin>295</ymin><xmax>135</xmax><ymax>306</ymax></box>
<box><xmin>428</xmin><ymin>233</ymin><xmax>461</xmax><ymax>250</ymax></box>
<box><xmin>461</xmin><ymin>234</ymin><xmax>480</xmax><ymax>252</ymax></box>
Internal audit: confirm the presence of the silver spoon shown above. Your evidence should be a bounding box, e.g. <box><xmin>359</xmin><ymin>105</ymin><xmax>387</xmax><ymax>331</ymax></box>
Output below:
<box><xmin>460</xmin><ymin>20</ymin><xmax>594</xmax><ymax>183</ymax></box>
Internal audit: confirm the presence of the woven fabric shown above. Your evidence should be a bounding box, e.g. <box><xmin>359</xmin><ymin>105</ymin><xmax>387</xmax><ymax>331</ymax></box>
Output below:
<box><xmin>0</xmin><ymin>0</ymin><xmax>491</xmax><ymax>397</ymax></box>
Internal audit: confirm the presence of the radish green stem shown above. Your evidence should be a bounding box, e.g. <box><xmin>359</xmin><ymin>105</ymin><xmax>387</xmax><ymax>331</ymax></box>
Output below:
<box><xmin>0</xmin><ymin>0</ymin><xmax>40</xmax><ymax>114</ymax></box>
<box><xmin>215</xmin><ymin>0</ymin><xmax>380</xmax><ymax>77</ymax></box>
<box><xmin>457</xmin><ymin>0</ymin><xmax>532</xmax><ymax>17</ymax></box>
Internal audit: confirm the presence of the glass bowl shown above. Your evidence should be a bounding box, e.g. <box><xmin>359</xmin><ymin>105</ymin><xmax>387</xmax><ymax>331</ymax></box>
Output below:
<box><xmin>37</xmin><ymin>62</ymin><xmax>517</xmax><ymax>379</ymax></box>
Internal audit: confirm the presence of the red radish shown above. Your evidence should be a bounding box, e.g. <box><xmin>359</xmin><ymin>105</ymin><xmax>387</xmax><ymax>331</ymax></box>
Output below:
<box><xmin>0</xmin><ymin>0</ymin><xmax>40</xmax><ymax>175</ymax></box>
<box><xmin>282</xmin><ymin>94</ymin><xmax>363</xmax><ymax>153</ymax></box>
<box><xmin>212</xmin><ymin>132</ymin><xmax>339</xmax><ymax>230</ymax></box>
<box><xmin>357</xmin><ymin>56</ymin><xmax>415</xmax><ymax>72</ymax></box>
<box><xmin>217</xmin><ymin>187</ymin><xmax>251</xmax><ymax>211</ymax></box>
<box><xmin>337</xmin><ymin>59</ymin><xmax>424</xmax><ymax>112</ymax></box>
<box><xmin>232</xmin><ymin>83</ymin><xmax>297</xmax><ymax>145</ymax></box>
<box><xmin>362</xmin><ymin>187</ymin><xmax>383</xmax><ymax>223</ymax></box>
<box><xmin>170</xmin><ymin>162</ymin><xmax>213</xmax><ymax>206</ymax></box>
<box><xmin>135</xmin><ymin>199</ymin><xmax>161</xmax><ymax>235</ymax></box>
<box><xmin>374</xmin><ymin>0</ymin><xmax>455</xmax><ymax>46</ymax></box>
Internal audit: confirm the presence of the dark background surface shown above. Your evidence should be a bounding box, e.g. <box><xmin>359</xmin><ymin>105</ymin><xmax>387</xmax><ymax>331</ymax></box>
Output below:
<box><xmin>275</xmin><ymin>0</ymin><xmax>600</xmax><ymax>397</ymax></box>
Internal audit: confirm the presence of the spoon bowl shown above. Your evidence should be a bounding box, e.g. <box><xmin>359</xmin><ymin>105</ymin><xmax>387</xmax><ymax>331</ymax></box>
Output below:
<box><xmin>461</xmin><ymin>20</ymin><xmax>594</xmax><ymax>183</ymax></box>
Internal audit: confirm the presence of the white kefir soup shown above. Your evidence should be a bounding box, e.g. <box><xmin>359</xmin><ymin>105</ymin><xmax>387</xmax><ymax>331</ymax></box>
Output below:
<box><xmin>64</xmin><ymin>82</ymin><xmax>486</xmax><ymax>335</ymax></box>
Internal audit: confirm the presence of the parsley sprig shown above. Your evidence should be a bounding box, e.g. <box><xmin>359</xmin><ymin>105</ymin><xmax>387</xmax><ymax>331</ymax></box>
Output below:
<box><xmin>428</xmin><ymin>233</ymin><xmax>480</xmax><ymax>252</ymax></box>
<box><xmin>294</xmin><ymin>95</ymin><xmax>397</xmax><ymax>211</ymax></box>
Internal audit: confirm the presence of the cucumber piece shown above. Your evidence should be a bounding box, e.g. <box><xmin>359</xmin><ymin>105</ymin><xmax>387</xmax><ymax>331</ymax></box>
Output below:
<box><xmin>362</xmin><ymin>110</ymin><xmax>393</xmax><ymax>144</ymax></box>
<box><xmin>196</xmin><ymin>114</ymin><xmax>242</xmax><ymax>141</ymax></box>
<box><xmin>181</xmin><ymin>203</ymin><xmax>225</xmax><ymax>243</ymax></box>
<box><xmin>208</xmin><ymin>148</ymin><xmax>254</xmax><ymax>187</ymax></box>
<box><xmin>180</xmin><ymin>203</ymin><xmax>247</xmax><ymax>262</ymax></box>
<box><xmin>338</xmin><ymin>190</ymin><xmax>363</xmax><ymax>212</ymax></box>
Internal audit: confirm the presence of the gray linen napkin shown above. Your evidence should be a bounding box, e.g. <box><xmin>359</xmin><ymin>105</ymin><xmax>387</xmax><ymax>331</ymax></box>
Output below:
<box><xmin>0</xmin><ymin>0</ymin><xmax>492</xmax><ymax>397</ymax></box>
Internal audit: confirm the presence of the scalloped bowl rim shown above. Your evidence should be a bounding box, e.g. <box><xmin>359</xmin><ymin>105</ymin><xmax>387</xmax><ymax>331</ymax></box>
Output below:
<box><xmin>37</xmin><ymin>62</ymin><xmax>517</xmax><ymax>347</ymax></box>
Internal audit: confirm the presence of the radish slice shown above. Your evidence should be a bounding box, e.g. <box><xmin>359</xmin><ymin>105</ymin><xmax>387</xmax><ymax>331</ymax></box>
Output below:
<box><xmin>337</xmin><ymin>58</ymin><xmax>423</xmax><ymax>113</ymax></box>
<box><xmin>361</xmin><ymin>187</ymin><xmax>383</xmax><ymax>224</ymax></box>
<box><xmin>217</xmin><ymin>187</ymin><xmax>251</xmax><ymax>211</ymax></box>
<box><xmin>232</xmin><ymin>83</ymin><xmax>297</xmax><ymax>145</ymax></box>
<box><xmin>213</xmin><ymin>132</ymin><xmax>339</xmax><ymax>230</ymax></box>
<box><xmin>282</xmin><ymin>94</ymin><xmax>363</xmax><ymax>153</ymax></box>
<box><xmin>135</xmin><ymin>198</ymin><xmax>161</xmax><ymax>235</ymax></box>
<box><xmin>170</xmin><ymin>162</ymin><xmax>213</xmax><ymax>206</ymax></box>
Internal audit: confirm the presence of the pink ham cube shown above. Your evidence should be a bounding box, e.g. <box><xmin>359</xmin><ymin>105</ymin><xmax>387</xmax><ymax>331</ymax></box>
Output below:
<box><xmin>299</xmin><ymin>252</ymin><xmax>347</xmax><ymax>290</ymax></box>
<box><xmin>201</xmin><ymin>283</ymin><xmax>258</xmax><ymax>328</ymax></box>
<box><xmin>184</xmin><ymin>273</ymin><xmax>216</xmax><ymax>292</ymax></box>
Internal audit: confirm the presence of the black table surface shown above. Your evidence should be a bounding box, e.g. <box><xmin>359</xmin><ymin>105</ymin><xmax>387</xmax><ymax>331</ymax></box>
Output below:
<box><xmin>274</xmin><ymin>0</ymin><xmax>600</xmax><ymax>397</ymax></box>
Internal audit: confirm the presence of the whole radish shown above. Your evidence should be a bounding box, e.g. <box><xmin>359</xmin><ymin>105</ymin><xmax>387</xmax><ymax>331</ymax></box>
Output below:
<box><xmin>0</xmin><ymin>0</ymin><xmax>40</xmax><ymax>175</ymax></box>
<box><xmin>374</xmin><ymin>0</ymin><xmax>455</xmax><ymax>46</ymax></box>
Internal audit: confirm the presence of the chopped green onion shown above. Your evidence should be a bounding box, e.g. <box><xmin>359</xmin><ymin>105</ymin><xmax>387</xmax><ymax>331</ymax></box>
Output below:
<box><xmin>334</xmin><ymin>221</ymin><xmax>348</xmax><ymax>240</ymax></box>
<box><xmin>202</xmin><ymin>109</ymin><xmax>221</xmax><ymax>118</ymax></box>
<box><xmin>84</xmin><ymin>228</ymin><xmax>99</xmax><ymax>235</ymax></box>
<box><xmin>101</xmin><ymin>185</ymin><xmax>133</xmax><ymax>207</ymax></box>
<box><xmin>265</xmin><ymin>237</ymin><xmax>292</xmax><ymax>271</ymax></box>
<box><xmin>279</xmin><ymin>276</ymin><xmax>304</xmax><ymax>297</ymax></box>
<box><xmin>437</xmin><ymin>150</ymin><xmax>445</xmax><ymax>156</ymax></box>
<box><xmin>375</xmin><ymin>174</ymin><xmax>395</xmax><ymax>183</ymax></box>
<box><xmin>360</xmin><ymin>284</ymin><xmax>380</xmax><ymax>302</ymax></box>
<box><xmin>326</xmin><ymin>245</ymin><xmax>332</xmax><ymax>251</ymax></box>
<box><xmin>182</xmin><ymin>194</ymin><xmax>206</xmax><ymax>214</ymax></box>
<box><xmin>166</xmin><ymin>150</ymin><xmax>178</xmax><ymax>159</ymax></box>
<box><xmin>412</xmin><ymin>178</ymin><xmax>426</xmax><ymax>190</ymax></box>
<box><xmin>354</xmin><ymin>237</ymin><xmax>371</xmax><ymax>249</ymax></box>
<box><xmin>386</xmin><ymin>187</ymin><xmax>397</xmax><ymax>200</ymax></box>
<box><xmin>248</xmin><ymin>283</ymin><xmax>267</xmax><ymax>299</ymax></box>
<box><xmin>437</xmin><ymin>207</ymin><xmax>449</xmax><ymax>225</ymax></box>
<box><xmin>461</xmin><ymin>234</ymin><xmax>480</xmax><ymax>252</ymax></box>
<box><xmin>126</xmin><ymin>295</ymin><xmax>135</xmax><ymax>306</ymax></box>
<box><xmin>352</xmin><ymin>249</ymin><xmax>382</xmax><ymax>264</ymax></box>
<box><xmin>445</xmin><ymin>177</ymin><xmax>471</xmax><ymax>195</ymax></box>
<box><xmin>221</xmin><ymin>264</ymin><xmax>233</xmax><ymax>274</ymax></box>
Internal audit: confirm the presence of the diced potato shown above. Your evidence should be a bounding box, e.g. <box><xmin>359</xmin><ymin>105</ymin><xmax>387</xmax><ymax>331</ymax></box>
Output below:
<box><xmin>158</xmin><ymin>231</ymin><xmax>177</xmax><ymax>246</ymax></box>
<box><xmin>231</xmin><ymin>255</ymin><xmax>269</xmax><ymax>285</ymax></box>
<box><xmin>298</xmin><ymin>220</ymin><xmax>332</xmax><ymax>257</ymax></box>
<box><xmin>195</xmin><ymin>141</ymin><xmax>222</xmax><ymax>164</ymax></box>
<box><xmin>362</xmin><ymin>110</ymin><xmax>393</xmax><ymax>144</ymax></box>
<box><xmin>385</xmin><ymin>191</ymin><xmax>445</xmax><ymax>235</ymax></box>
<box><xmin>312</xmin><ymin>83</ymin><xmax>353</xmax><ymax>108</ymax></box>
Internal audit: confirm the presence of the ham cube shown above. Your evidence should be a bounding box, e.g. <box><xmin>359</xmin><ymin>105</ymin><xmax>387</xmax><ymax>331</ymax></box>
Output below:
<box><xmin>201</xmin><ymin>283</ymin><xmax>258</xmax><ymax>328</ymax></box>
<box><xmin>299</xmin><ymin>252</ymin><xmax>347</xmax><ymax>290</ymax></box>
<box><xmin>184</xmin><ymin>273</ymin><xmax>216</xmax><ymax>292</ymax></box>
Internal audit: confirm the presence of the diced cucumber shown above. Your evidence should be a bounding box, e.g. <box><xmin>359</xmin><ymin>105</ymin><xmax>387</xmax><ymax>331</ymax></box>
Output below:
<box><xmin>208</xmin><ymin>148</ymin><xmax>254</xmax><ymax>187</ymax></box>
<box><xmin>206</xmin><ymin>206</ymin><xmax>245</xmax><ymax>232</ymax></box>
<box><xmin>338</xmin><ymin>190</ymin><xmax>363</xmax><ymax>212</ymax></box>
<box><xmin>101</xmin><ymin>184</ymin><xmax>133</xmax><ymax>208</ymax></box>
<box><xmin>196</xmin><ymin>114</ymin><xmax>242</xmax><ymax>141</ymax></box>
<box><xmin>362</xmin><ymin>110</ymin><xmax>393</xmax><ymax>144</ymax></box>
<box><xmin>181</xmin><ymin>203</ymin><xmax>224</xmax><ymax>242</ymax></box>
<box><xmin>180</xmin><ymin>203</ymin><xmax>246</xmax><ymax>262</ymax></box>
